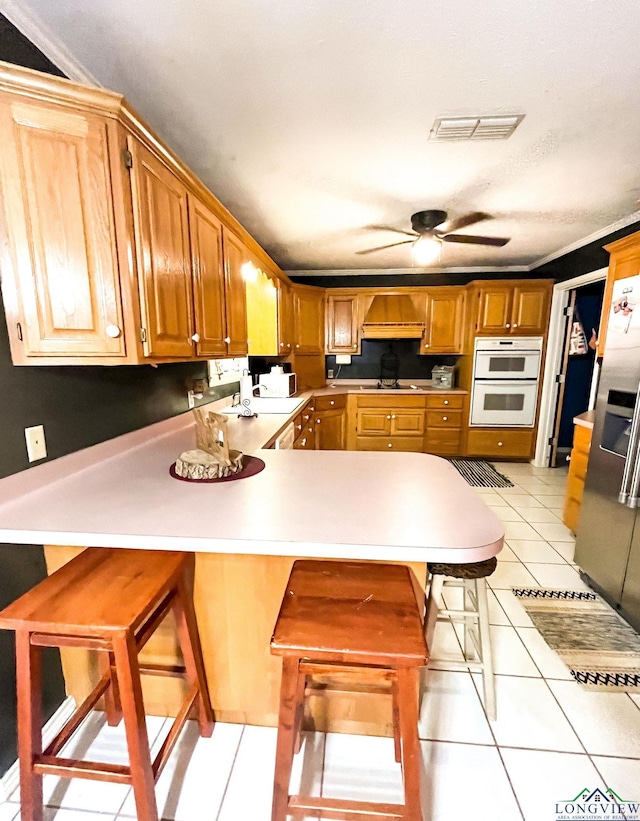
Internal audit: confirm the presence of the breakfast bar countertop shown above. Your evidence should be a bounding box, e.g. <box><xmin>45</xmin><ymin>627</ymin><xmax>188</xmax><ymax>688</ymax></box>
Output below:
<box><xmin>0</xmin><ymin>398</ymin><xmax>503</xmax><ymax>564</ymax></box>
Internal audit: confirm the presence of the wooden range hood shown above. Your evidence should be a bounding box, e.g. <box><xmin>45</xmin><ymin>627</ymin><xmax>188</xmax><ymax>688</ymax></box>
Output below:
<box><xmin>361</xmin><ymin>294</ymin><xmax>425</xmax><ymax>339</ymax></box>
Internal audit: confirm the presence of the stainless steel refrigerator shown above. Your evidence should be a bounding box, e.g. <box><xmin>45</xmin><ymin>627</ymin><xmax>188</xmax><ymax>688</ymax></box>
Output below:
<box><xmin>575</xmin><ymin>273</ymin><xmax>640</xmax><ymax>630</ymax></box>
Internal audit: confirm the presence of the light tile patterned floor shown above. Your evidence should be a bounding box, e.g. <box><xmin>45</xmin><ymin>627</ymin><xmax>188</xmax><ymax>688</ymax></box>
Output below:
<box><xmin>2</xmin><ymin>463</ymin><xmax>640</xmax><ymax>820</ymax></box>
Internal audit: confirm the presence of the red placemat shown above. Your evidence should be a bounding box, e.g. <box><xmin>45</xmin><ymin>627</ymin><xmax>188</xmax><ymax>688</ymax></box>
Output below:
<box><xmin>169</xmin><ymin>455</ymin><xmax>266</xmax><ymax>483</ymax></box>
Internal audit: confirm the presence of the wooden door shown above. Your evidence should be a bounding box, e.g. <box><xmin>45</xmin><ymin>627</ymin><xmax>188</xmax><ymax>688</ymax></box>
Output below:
<box><xmin>277</xmin><ymin>282</ymin><xmax>295</xmax><ymax>355</ymax></box>
<box><xmin>422</xmin><ymin>289</ymin><xmax>464</xmax><ymax>353</ymax></box>
<box><xmin>221</xmin><ymin>228</ymin><xmax>249</xmax><ymax>356</ymax></box>
<box><xmin>293</xmin><ymin>286</ymin><xmax>325</xmax><ymax>354</ymax></box>
<box><xmin>315</xmin><ymin>409</ymin><xmax>345</xmax><ymax>450</ymax></box>
<box><xmin>187</xmin><ymin>194</ymin><xmax>227</xmax><ymax>357</ymax></box>
<box><xmin>511</xmin><ymin>285</ymin><xmax>551</xmax><ymax>335</ymax></box>
<box><xmin>129</xmin><ymin>138</ymin><xmax>195</xmax><ymax>358</ymax></box>
<box><xmin>326</xmin><ymin>294</ymin><xmax>359</xmax><ymax>353</ymax></box>
<box><xmin>0</xmin><ymin>99</ymin><xmax>125</xmax><ymax>357</ymax></box>
<box><xmin>476</xmin><ymin>286</ymin><xmax>512</xmax><ymax>334</ymax></box>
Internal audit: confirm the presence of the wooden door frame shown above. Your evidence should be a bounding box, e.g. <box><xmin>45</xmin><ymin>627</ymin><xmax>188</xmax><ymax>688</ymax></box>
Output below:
<box><xmin>533</xmin><ymin>268</ymin><xmax>606</xmax><ymax>467</ymax></box>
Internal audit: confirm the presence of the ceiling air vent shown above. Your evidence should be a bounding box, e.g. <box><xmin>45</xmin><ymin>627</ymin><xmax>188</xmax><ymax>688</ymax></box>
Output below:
<box><xmin>430</xmin><ymin>115</ymin><xmax>524</xmax><ymax>141</ymax></box>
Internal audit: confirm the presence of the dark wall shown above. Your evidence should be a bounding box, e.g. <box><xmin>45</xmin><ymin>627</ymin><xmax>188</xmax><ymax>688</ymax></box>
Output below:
<box><xmin>326</xmin><ymin>339</ymin><xmax>458</xmax><ymax>381</ymax></box>
<box><xmin>0</xmin><ymin>16</ymin><xmax>237</xmax><ymax>776</ymax></box>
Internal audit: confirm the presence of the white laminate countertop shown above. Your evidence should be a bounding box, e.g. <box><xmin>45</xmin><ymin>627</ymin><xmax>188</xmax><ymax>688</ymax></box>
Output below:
<box><xmin>0</xmin><ymin>394</ymin><xmax>502</xmax><ymax>564</ymax></box>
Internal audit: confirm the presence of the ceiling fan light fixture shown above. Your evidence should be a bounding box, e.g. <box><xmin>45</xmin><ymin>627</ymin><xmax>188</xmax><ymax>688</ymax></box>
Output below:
<box><xmin>412</xmin><ymin>236</ymin><xmax>441</xmax><ymax>266</ymax></box>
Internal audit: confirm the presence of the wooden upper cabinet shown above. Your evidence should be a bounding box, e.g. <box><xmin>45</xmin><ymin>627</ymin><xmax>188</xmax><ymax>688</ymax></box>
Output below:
<box><xmin>326</xmin><ymin>293</ymin><xmax>359</xmax><ymax>354</ymax></box>
<box><xmin>277</xmin><ymin>282</ymin><xmax>295</xmax><ymax>355</ymax></box>
<box><xmin>293</xmin><ymin>285</ymin><xmax>325</xmax><ymax>354</ymax></box>
<box><xmin>0</xmin><ymin>98</ymin><xmax>126</xmax><ymax>359</ymax></box>
<box><xmin>599</xmin><ymin>233</ymin><xmax>640</xmax><ymax>357</ymax></box>
<box><xmin>422</xmin><ymin>288</ymin><xmax>464</xmax><ymax>353</ymax></box>
<box><xmin>511</xmin><ymin>285</ymin><xmax>550</xmax><ymax>334</ymax></box>
<box><xmin>475</xmin><ymin>281</ymin><xmax>552</xmax><ymax>336</ymax></box>
<box><xmin>129</xmin><ymin>138</ymin><xmax>195</xmax><ymax>358</ymax></box>
<box><xmin>221</xmin><ymin>228</ymin><xmax>249</xmax><ymax>357</ymax></box>
<box><xmin>187</xmin><ymin>194</ymin><xmax>227</xmax><ymax>357</ymax></box>
<box><xmin>245</xmin><ymin>264</ymin><xmax>278</xmax><ymax>356</ymax></box>
<box><xmin>476</xmin><ymin>286</ymin><xmax>512</xmax><ymax>334</ymax></box>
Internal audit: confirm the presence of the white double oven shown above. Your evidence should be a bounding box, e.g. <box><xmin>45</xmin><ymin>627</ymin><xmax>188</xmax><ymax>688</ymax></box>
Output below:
<box><xmin>470</xmin><ymin>337</ymin><xmax>543</xmax><ymax>427</ymax></box>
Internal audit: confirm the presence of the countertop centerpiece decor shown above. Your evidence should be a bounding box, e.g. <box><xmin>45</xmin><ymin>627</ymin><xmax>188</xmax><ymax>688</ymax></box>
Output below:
<box><xmin>173</xmin><ymin>409</ymin><xmax>244</xmax><ymax>480</ymax></box>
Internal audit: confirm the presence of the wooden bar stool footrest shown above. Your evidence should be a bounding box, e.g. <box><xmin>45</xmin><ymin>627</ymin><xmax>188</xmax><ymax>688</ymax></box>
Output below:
<box><xmin>288</xmin><ymin>795</ymin><xmax>405</xmax><ymax>818</ymax></box>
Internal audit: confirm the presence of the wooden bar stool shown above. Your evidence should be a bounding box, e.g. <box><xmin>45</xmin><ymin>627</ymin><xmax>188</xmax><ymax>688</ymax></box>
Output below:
<box><xmin>0</xmin><ymin>547</ymin><xmax>214</xmax><ymax>821</ymax></box>
<box><xmin>270</xmin><ymin>559</ymin><xmax>428</xmax><ymax>821</ymax></box>
<box><xmin>422</xmin><ymin>557</ymin><xmax>497</xmax><ymax>720</ymax></box>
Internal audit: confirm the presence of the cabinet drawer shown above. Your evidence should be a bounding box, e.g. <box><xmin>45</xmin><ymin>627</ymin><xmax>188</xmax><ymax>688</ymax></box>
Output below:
<box><xmin>466</xmin><ymin>428</ymin><xmax>535</xmax><ymax>459</ymax></box>
<box><xmin>356</xmin><ymin>395</ymin><xmax>425</xmax><ymax>409</ymax></box>
<box><xmin>293</xmin><ymin>425</ymin><xmax>316</xmax><ymax>449</ymax></box>
<box><xmin>569</xmin><ymin>448</ymin><xmax>589</xmax><ymax>482</ymax></box>
<box><xmin>426</xmin><ymin>394</ymin><xmax>465</xmax><ymax>410</ymax></box>
<box><xmin>314</xmin><ymin>393</ymin><xmax>347</xmax><ymax>411</ymax></box>
<box><xmin>425</xmin><ymin>428</ymin><xmax>462</xmax><ymax>455</ymax></box>
<box><xmin>356</xmin><ymin>436</ymin><xmax>424</xmax><ymax>452</ymax></box>
<box><xmin>426</xmin><ymin>410</ymin><xmax>462</xmax><ymax>428</ymax></box>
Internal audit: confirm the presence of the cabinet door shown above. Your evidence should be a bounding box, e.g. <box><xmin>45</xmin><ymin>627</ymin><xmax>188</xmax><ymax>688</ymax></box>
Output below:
<box><xmin>0</xmin><ymin>99</ymin><xmax>125</xmax><ymax>357</ymax></box>
<box><xmin>326</xmin><ymin>294</ymin><xmax>359</xmax><ymax>353</ymax></box>
<box><xmin>357</xmin><ymin>410</ymin><xmax>392</xmax><ymax>436</ymax></box>
<box><xmin>129</xmin><ymin>139</ymin><xmax>194</xmax><ymax>358</ymax></box>
<box><xmin>221</xmin><ymin>228</ymin><xmax>248</xmax><ymax>356</ymax></box>
<box><xmin>390</xmin><ymin>409</ymin><xmax>425</xmax><ymax>436</ymax></box>
<box><xmin>422</xmin><ymin>289</ymin><xmax>464</xmax><ymax>353</ymax></box>
<box><xmin>476</xmin><ymin>287</ymin><xmax>512</xmax><ymax>334</ymax></box>
<box><xmin>294</xmin><ymin>287</ymin><xmax>325</xmax><ymax>354</ymax></box>
<box><xmin>277</xmin><ymin>282</ymin><xmax>295</xmax><ymax>355</ymax></box>
<box><xmin>315</xmin><ymin>409</ymin><xmax>345</xmax><ymax>450</ymax></box>
<box><xmin>511</xmin><ymin>285</ymin><xmax>550</xmax><ymax>335</ymax></box>
<box><xmin>187</xmin><ymin>195</ymin><xmax>227</xmax><ymax>357</ymax></box>
<box><xmin>246</xmin><ymin>266</ymin><xmax>278</xmax><ymax>356</ymax></box>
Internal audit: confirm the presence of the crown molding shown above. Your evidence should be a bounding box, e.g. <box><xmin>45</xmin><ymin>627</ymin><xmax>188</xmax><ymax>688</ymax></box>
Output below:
<box><xmin>530</xmin><ymin>210</ymin><xmax>640</xmax><ymax>270</ymax></box>
<box><xmin>287</xmin><ymin>265</ymin><xmax>531</xmax><ymax>277</ymax></box>
<box><xmin>0</xmin><ymin>0</ymin><xmax>100</xmax><ymax>86</ymax></box>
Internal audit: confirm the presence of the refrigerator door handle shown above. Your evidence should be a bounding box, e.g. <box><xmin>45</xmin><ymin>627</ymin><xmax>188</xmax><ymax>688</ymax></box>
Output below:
<box><xmin>623</xmin><ymin>383</ymin><xmax>640</xmax><ymax>506</ymax></box>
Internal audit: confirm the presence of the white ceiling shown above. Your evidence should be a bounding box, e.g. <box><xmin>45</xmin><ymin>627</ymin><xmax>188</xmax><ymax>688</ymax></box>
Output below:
<box><xmin>8</xmin><ymin>0</ymin><xmax>640</xmax><ymax>274</ymax></box>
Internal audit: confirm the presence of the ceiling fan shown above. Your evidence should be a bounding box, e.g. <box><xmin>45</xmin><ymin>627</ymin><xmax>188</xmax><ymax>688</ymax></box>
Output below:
<box><xmin>356</xmin><ymin>210</ymin><xmax>510</xmax><ymax>265</ymax></box>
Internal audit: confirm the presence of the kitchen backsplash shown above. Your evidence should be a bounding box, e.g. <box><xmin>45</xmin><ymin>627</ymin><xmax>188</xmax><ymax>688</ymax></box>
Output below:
<box><xmin>325</xmin><ymin>339</ymin><xmax>459</xmax><ymax>380</ymax></box>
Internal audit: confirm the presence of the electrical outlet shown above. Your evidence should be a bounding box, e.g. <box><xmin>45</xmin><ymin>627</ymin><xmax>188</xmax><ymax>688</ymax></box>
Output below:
<box><xmin>327</xmin><ymin>369</ymin><xmax>334</xmax><ymax>379</ymax></box>
<box><xmin>25</xmin><ymin>425</ymin><xmax>47</xmax><ymax>462</ymax></box>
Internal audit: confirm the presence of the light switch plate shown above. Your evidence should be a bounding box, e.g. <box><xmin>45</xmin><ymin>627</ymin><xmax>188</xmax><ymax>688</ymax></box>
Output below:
<box><xmin>25</xmin><ymin>425</ymin><xmax>47</xmax><ymax>462</ymax></box>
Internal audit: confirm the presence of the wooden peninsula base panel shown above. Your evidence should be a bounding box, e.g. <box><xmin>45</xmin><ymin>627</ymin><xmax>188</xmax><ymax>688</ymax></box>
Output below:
<box><xmin>45</xmin><ymin>546</ymin><xmax>427</xmax><ymax>738</ymax></box>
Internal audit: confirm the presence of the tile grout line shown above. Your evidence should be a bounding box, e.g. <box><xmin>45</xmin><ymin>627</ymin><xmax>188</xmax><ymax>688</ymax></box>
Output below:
<box><xmin>213</xmin><ymin>725</ymin><xmax>245</xmax><ymax>821</ymax></box>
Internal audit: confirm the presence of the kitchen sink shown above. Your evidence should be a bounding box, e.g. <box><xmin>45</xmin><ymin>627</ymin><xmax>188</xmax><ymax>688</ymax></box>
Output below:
<box><xmin>221</xmin><ymin>397</ymin><xmax>305</xmax><ymax>415</ymax></box>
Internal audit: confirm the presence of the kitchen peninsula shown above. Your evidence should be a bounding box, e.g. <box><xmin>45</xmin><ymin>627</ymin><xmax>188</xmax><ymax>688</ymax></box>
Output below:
<box><xmin>0</xmin><ymin>395</ymin><xmax>503</xmax><ymax>737</ymax></box>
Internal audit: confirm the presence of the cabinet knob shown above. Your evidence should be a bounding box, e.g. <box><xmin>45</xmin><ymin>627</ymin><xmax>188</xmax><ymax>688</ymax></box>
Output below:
<box><xmin>388</xmin><ymin>443</ymin><xmax>393</xmax><ymax>448</ymax></box>
<box><xmin>295</xmin><ymin>344</ymin><xmax>300</xmax><ymax>348</ymax></box>
<box><xmin>301</xmin><ymin>438</ymin><xmax>306</xmax><ymax>447</ymax></box>
<box><xmin>513</xmin><ymin>323</ymin><xmax>518</xmax><ymax>329</ymax></box>
<box><xmin>505</xmin><ymin>323</ymin><xmax>511</xmax><ymax>329</ymax></box>
<box><xmin>308</xmin><ymin>427</ymin><xmax>313</xmax><ymax>433</ymax></box>
<box><xmin>105</xmin><ymin>324</ymin><xmax>121</xmax><ymax>338</ymax></box>
<box><xmin>330</xmin><ymin>400</ymin><xmax>335</xmax><ymax>405</ymax></box>
<box><xmin>280</xmin><ymin>342</ymin><xmax>285</xmax><ymax>348</ymax></box>
<box><xmin>191</xmin><ymin>333</ymin><xmax>200</xmax><ymax>342</ymax></box>
<box><xmin>316</xmin><ymin>418</ymin><xmax>321</xmax><ymax>424</ymax></box>
<box><xmin>224</xmin><ymin>336</ymin><xmax>231</xmax><ymax>344</ymax></box>
<box><xmin>424</xmin><ymin>343</ymin><xmax>429</xmax><ymax>349</ymax></box>
<box><xmin>443</xmin><ymin>416</ymin><xmax>448</xmax><ymax>421</ymax></box>
<box><xmin>387</xmin><ymin>415</ymin><xmax>391</xmax><ymax>420</ymax></box>
<box><xmin>287</xmin><ymin>343</ymin><xmax>292</xmax><ymax>349</ymax></box>
<box><xmin>444</xmin><ymin>400</ymin><xmax>449</xmax><ymax>405</ymax></box>
<box><xmin>297</xmin><ymin>424</ymin><xmax>302</xmax><ymax>430</ymax></box>
<box><xmin>498</xmin><ymin>441</ymin><xmax>503</xmax><ymax>447</ymax></box>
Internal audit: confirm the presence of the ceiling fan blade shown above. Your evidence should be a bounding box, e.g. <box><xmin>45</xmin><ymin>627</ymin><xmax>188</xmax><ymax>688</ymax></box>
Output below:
<box><xmin>438</xmin><ymin>212</ymin><xmax>491</xmax><ymax>233</ymax></box>
<box><xmin>355</xmin><ymin>240</ymin><xmax>415</xmax><ymax>255</ymax></box>
<box><xmin>366</xmin><ymin>225</ymin><xmax>418</xmax><ymax>238</ymax></box>
<box><xmin>441</xmin><ymin>234</ymin><xmax>510</xmax><ymax>247</ymax></box>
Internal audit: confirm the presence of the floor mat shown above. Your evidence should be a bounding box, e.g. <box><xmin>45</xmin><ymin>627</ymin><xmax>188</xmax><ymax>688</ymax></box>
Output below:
<box><xmin>512</xmin><ymin>587</ymin><xmax>640</xmax><ymax>690</ymax></box>
<box><xmin>448</xmin><ymin>459</ymin><xmax>514</xmax><ymax>488</ymax></box>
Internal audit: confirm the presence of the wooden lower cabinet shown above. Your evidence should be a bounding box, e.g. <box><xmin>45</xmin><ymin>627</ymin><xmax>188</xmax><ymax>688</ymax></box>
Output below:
<box><xmin>424</xmin><ymin>394</ymin><xmax>464</xmax><ymax>455</ymax></box>
<box><xmin>465</xmin><ymin>427</ymin><xmax>535</xmax><ymax>459</ymax></box>
<box><xmin>293</xmin><ymin>399</ymin><xmax>316</xmax><ymax>449</ymax></box>
<box><xmin>314</xmin><ymin>394</ymin><xmax>347</xmax><ymax>450</ymax></box>
<box><xmin>354</xmin><ymin>395</ymin><xmax>427</xmax><ymax>452</ymax></box>
<box><xmin>563</xmin><ymin>422</ymin><xmax>593</xmax><ymax>533</ymax></box>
